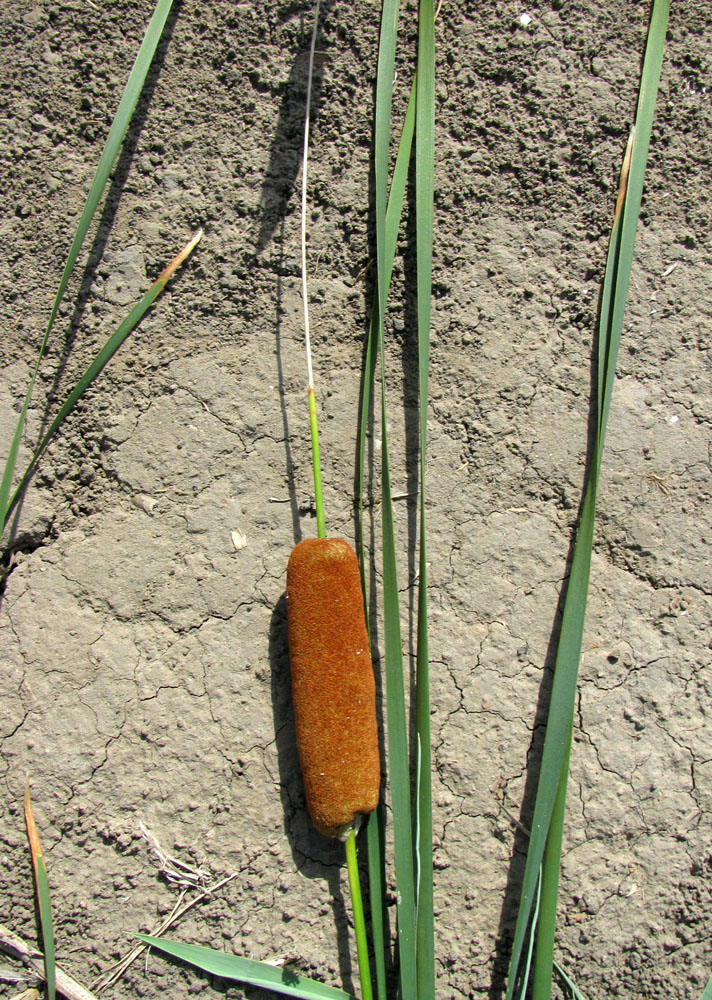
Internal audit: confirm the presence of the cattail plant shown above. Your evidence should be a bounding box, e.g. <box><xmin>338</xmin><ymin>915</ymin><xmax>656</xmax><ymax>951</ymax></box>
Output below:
<box><xmin>12</xmin><ymin>1</ymin><xmax>692</xmax><ymax>1000</ymax></box>
<box><xmin>282</xmin><ymin>5</ymin><xmax>380</xmax><ymax>994</ymax></box>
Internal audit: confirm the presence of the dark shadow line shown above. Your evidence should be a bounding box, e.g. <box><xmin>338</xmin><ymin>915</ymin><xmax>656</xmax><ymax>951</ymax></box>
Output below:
<box><xmin>253</xmin><ymin>10</ymin><xmax>328</xmax><ymax>256</ymax></box>
<box><xmin>400</xmin><ymin>159</ymin><xmax>423</xmax><ymax>771</ymax></box>
<box><xmin>274</xmin><ymin>218</ymin><xmax>303</xmax><ymax>546</ymax></box>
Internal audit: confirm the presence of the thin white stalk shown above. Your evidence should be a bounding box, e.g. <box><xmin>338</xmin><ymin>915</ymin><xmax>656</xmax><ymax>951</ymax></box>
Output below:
<box><xmin>301</xmin><ymin>0</ymin><xmax>321</xmax><ymax>392</ymax></box>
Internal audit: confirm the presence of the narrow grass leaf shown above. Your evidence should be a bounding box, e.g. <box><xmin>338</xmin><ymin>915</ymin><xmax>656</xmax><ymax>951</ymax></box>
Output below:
<box><xmin>505</xmin><ymin>2</ymin><xmax>671</xmax><ymax>996</ymax></box>
<box><xmin>364</xmin><ymin>808</ymin><xmax>387</xmax><ymax>1000</ymax></box>
<box><xmin>378</xmin><ymin>338</ymin><xmax>417</xmax><ymax>1000</ymax></box>
<box><xmin>413</xmin><ymin>0</ymin><xmax>435</xmax><ymax>996</ymax></box>
<box><xmin>517</xmin><ymin>865</ymin><xmax>542</xmax><ymax>1000</ymax></box>
<box><xmin>553</xmin><ymin>961</ymin><xmax>590</xmax><ymax>1000</ymax></box>
<box><xmin>530</xmin><ymin>738</ymin><xmax>570</xmax><ymax>999</ymax></box>
<box><xmin>359</xmin><ymin>80</ymin><xmax>416</xmax><ymax>1000</ymax></box>
<box><xmin>597</xmin><ymin>0</ymin><xmax>670</xmax><ymax>451</ymax></box>
<box><xmin>137</xmin><ymin>936</ymin><xmax>355</xmax><ymax>1000</ymax></box>
<box><xmin>358</xmin><ymin>78</ymin><xmax>416</xmax><ymax>582</ymax></box>
<box><xmin>5</xmin><ymin>232</ymin><xmax>201</xmax><ymax>523</ymax></box>
<box><xmin>374</xmin><ymin>0</ymin><xmax>401</xmax><ymax>318</ymax></box>
<box><xmin>532</xmin><ymin>6</ymin><xmax>671</xmax><ymax>995</ymax></box>
<box><xmin>595</xmin><ymin>126</ymin><xmax>633</xmax><ymax>428</ymax></box>
<box><xmin>0</xmin><ymin>0</ymin><xmax>174</xmax><ymax>540</ymax></box>
<box><xmin>701</xmin><ymin>974</ymin><xmax>712</xmax><ymax>1000</ymax></box>
<box><xmin>370</xmin><ymin>2</ymin><xmax>418</xmax><ymax>996</ymax></box>
<box><xmin>25</xmin><ymin>784</ymin><xmax>56</xmax><ymax>1000</ymax></box>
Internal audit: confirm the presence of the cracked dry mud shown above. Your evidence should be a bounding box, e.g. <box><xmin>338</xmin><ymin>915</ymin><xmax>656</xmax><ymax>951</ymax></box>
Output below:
<box><xmin>1</xmin><ymin>2</ymin><xmax>710</xmax><ymax>999</ymax></box>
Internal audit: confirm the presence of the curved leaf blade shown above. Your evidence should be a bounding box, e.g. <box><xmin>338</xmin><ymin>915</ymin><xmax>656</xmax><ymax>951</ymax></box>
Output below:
<box><xmin>0</xmin><ymin>0</ymin><xmax>175</xmax><ymax>540</ymax></box>
<box><xmin>505</xmin><ymin>1</ymin><xmax>672</xmax><ymax>996</ymax></box>
<box><xmin>137</xmin><ymin>935</ymin><xmax>355</xmax><ymax>1000</ymax></box>
<box><xmin>6</xmin><ymin>231</ymin><xmax>201</xmax><ymax>523</ymax></box>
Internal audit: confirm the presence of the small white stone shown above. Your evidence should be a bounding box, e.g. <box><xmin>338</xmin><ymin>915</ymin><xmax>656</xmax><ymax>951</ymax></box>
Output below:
<box><xmin>231</xmin><ymin>529</ymin><xmax>248</xmax><ymax>550</ymax></box>
<box><xmin>519</xmin><ymin>11</ymin><xmax>532</xmax><ymax>25</ymax></box>
<box><xmin>132</xmin><ymin>493</ymin><xmax>156</xmax><ymax>516</ymax></box>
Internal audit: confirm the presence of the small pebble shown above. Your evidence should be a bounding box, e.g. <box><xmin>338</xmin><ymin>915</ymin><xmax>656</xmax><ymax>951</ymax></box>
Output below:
<box><xmin>132</xmin><ymin>493</ymin><xmax>156</xmax><ymax>516</ymax></box>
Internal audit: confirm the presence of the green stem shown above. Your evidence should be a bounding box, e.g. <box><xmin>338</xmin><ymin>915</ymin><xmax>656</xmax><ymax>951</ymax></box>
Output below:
<box><xmin>308</xmin><ymin>386</ymin><xmax>326</xmax><ymax>538</ymax></box>
<box><xmin>345</xmin><ymin>828</ymin><xmax>373</xmax><ymax>1000</ymax></box>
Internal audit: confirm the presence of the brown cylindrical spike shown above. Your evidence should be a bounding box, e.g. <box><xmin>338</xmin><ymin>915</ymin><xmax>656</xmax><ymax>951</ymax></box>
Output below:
<box><xmin>286</xmin><ymin>537</ymin><xmax>380</xmax><ymax>838</ymax></box>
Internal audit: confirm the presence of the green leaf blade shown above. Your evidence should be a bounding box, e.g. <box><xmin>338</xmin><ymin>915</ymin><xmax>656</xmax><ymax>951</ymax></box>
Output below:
<box><xmin>505</xmin><ymin>479</ymin><xmax>597</xmax><ymax>1000</ymax></box>
<box><xmin>137</xmin><ymin>936</ymin><xmax>355</xmax><ymax>1000</ymax></box>
<box><xmin>369</xmin><ymin>2</ymin><xmax>419</xmax><ymax>996</ymax></box>
<box><xmin>0</xmin><ymin>0</ymin><xmax>174</xmax><ymax>541</ymax></box>
<box><xmin>598</xmin><ymin>0</ymin><xmax>671</xmax><ymax>451</ymax></box>
<box><xmin>359</xmin><ymin>81</ymin><xmax>416</xmax><ymax>1000</ymax></box>
<box><xmin>6</xmin><ymin>231</ymin><xmax>201</xmax><ymax>523</ymax></box>
<box><xmin>553</xmin><ymin>961</ymin><xmax>590</xmax><ymax>1000</ymax></box>
<box><xmin>505</xmin><ymin>2</ymin><xmax>671</xmax><ymax>996</ymax></box>
<box><xmin>378</xmin><ymin>383</ymin><xmax>417</xmax><ymax>999</ymax></box>
<box><xmin>35</xmin><ymin>856</ymin><xmax>56</xmax><ymax>1000</ymax></box>
<box><xmin>24</xmin><ymin>784</ymin><xmax>56</xmax><ymax>1000</ymax></box>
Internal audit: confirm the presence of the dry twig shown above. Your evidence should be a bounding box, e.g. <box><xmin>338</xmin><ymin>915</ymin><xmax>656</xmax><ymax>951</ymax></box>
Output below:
<box><xmin>0</xmin><ymin>924</ymin><xmax>97</xmax><ymax>1000</ymax></box>
<box><xmin>92</xmin><ymin>872</ymin><xmax>238</xmax><ymax>991</ymax></box>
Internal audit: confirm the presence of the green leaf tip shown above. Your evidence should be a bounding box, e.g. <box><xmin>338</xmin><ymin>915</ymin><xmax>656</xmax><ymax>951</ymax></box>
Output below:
<box><xmin>1</xmin><ymin>229</ymin><xmax>202</xmax><ymax>539</ymax></box>
<box><xmin>25</xmin><ymin>783</ymin><xmax>56</xmax><ymax>1000</ymax></box>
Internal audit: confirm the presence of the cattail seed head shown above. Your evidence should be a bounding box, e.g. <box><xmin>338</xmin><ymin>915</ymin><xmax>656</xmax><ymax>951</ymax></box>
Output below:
<box><xmin>286</xmin><ymin>537</ymin><xmax>380</xmax><ymax>838</ymax></box>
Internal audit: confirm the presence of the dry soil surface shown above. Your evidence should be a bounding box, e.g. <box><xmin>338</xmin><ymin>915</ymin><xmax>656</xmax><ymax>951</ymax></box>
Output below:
<box><xmin>1</xmin><ymin>2</ymin><xmax>711</xmax><ymax>999</ymax></box>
